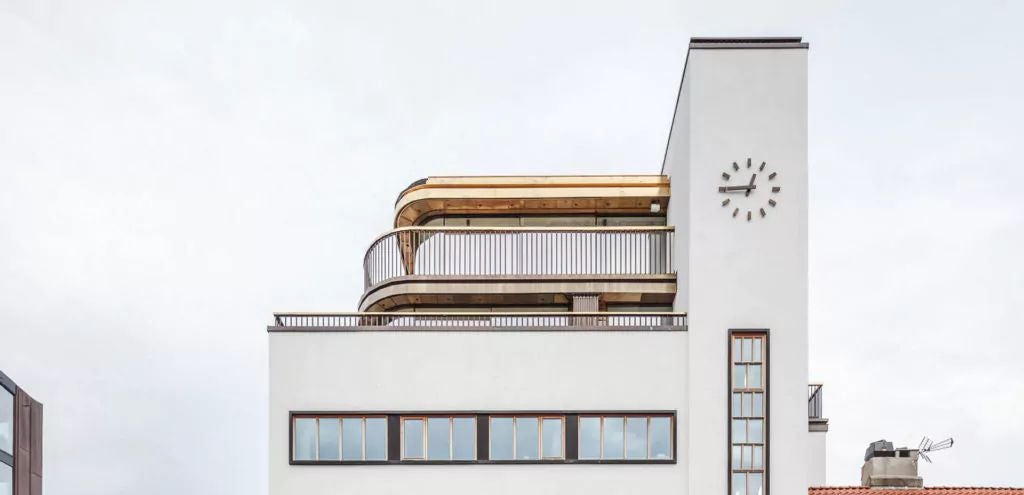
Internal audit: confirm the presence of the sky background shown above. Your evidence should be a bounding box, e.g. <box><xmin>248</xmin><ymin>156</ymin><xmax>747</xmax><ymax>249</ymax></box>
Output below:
<box><xmin>1</xmin><ymin>0</ymin><xmax>1022</xmax><ymax>493</ymax></box>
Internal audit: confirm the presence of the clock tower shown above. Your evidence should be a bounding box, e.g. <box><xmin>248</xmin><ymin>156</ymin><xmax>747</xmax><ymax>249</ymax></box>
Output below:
<box><xmin>663</xmin><ymin>37</ymin><xmax>809</xmax><ymax>495</ymax></box>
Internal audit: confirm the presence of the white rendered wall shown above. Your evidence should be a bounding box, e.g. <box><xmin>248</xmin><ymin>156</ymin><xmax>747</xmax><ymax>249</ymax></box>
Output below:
<box><xmin>664</xmin><ymin>45</ymin><xmax>809</xmax><ymax>495</ymax></box>
<box><xmin>269</xmin><ymin>331</ymin><xmax>688</xmax><ymax>495</ymax></box>
<box><xmin>808</xmin><ymin>431</ymin><xmax>827</xmax><ymax>486</ymax></box>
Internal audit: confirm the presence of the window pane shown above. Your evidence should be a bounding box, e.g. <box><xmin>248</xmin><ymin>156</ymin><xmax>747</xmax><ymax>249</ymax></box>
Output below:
<box><xmin>742</xmin><ymin>445</ymin><xmax>752</xmax><ymax>469</ymax></box>
<box><xmin>490</xmin><ymin>418</ymin><xmax>514</xmax><ymax>460</ymax></box>
<box><xmin>342</xmin><ymin>418</ymin><xmax>363</xmax><ymax>460</ymax></box>
<box><xmin>317</xmin><ymin>418</ymin><xmax>340</xmax><ymax>460</ymax></box>
<box><xmin>650</xmin><ymin>417</ymin><xmax>672</xmax><ymax>460</ymax></box>
<box><xmin>749</xmin><ymin>473</ymin><xmax>763</xmax><ymax>495</ymax></box>
<box><xmin>734</xmin><ymin>365</ymin><xmax>747</xmax><ymax>388</ymax></box>
<box><xmin>732</xmin><ymin>445</ymin><xmax>742</xmax><ymax>469</ymax></box>
<box><xmin>365</xmin><ymin>418</ymin><xmax>387</xmax><ymax>460</ymax></box>
<box><xmin>742</xmin><ymin>393</ymin><xmax>752</xmax><ymax>417</ymax></box>
<box><xmin>625</xmin><ymin>417</ymin><xmax>648</xmax><ymax>459</ymax></box>
<box><xmin>542</xmin><ymin>418</ymin><xmax>562</xmax><ymax>458</ymax></box>
<box><xmin>733</xmin><ymin>473</ymin><xmax>747</xmax><ymax>495</ymax></box>
<box><xmin>427</xmin><ymin>417</ymin><xmax>451</xmax><ymax>460</ymax></box>
<box><xmin>732</xmin><ymin>419</ymin><xmax>747</xmax><ymax>443</ymax></box>
<box><xmin>750</xmin><ymin>365</ymin><xmax>762</xmax><ymax>388</ymax></box>
<box><xmin>602</xmin><ymin>416</ymin><xmax>624</xmax><ymax>459</ymax></box>
<box><xmin>579</xmin><ymin>417</ymin><xmax>601</xmax><ymax>459</ymax></box>
<box><xmin>753</xmin><ymin>445</ymin><xmax>763</xmax><ymax>469</ymax></box>
<box><xmin>742</xmin><ymin>338</ymin><xmax>752</xmax><ymax>361</ymax></box>
<box><xmin>749</xmin><ymin>419</ymin><xmax>763</xmax><ymax>444</ymax></box>
<box><xmin>732</xmin><ymin>393</ymin><xmax>742</xmax><ymax>417</ymax></box>
<box><xmin>752</xmin><ymin>338</ymin><xmax>762</xmax><ymax>362</ymax></box>
<box><xmin>404</xmin><ymin>419</ymin><xmax>424</xmax><ymax>459</ymax></box>
<box><xmin>452</xmin><ymin>418</ymin><xmax>475</xmax><ymax>460</ymax></box>
<box><xmin>0</xmin><ymin>387</ymin><xmax>11</xmax><ymax>456</ymax></box>
<box><xmin>515</xmin><ymin>417</ymin><xmax>539</xmax><ymax>460</ymax></box>
<box><xmin>752</xmin><ymin>393</ymin><xmax>764</xmax><ymax>417</ymax></box>
<box><xmin>733</xmin><ymin>339</ymin><xmax>742</xmax><ymax>363</ymax></box>
<box><xmin>294</xmin><ymin>418</ymin><xmax>317</xmax><ymax>461</ymax></box>
<box><xmin>0</xmin><ymin>463</ymin><xmax>10</xmax><ymax>495</ymax></box>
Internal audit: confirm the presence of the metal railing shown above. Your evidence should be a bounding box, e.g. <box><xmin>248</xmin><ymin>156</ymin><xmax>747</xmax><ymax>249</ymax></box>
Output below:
<box><xmin>271</xmin><ymin>312</ymin><xmax>687</xmax><ymax>331</ymax></box>
<box><xmin>363</xmin><ymin>226</ymin><xmax>675</xmax><ymax>290</ymax></box>
<box><xmin>808</xmin><ymin>383</ymin><xmax>824</xmax><ymax>419</ymax></box>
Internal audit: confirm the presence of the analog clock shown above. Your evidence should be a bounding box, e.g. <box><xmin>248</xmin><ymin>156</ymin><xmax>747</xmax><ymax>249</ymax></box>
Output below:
<box><xmin>718</xmin><ymin>158</ymin><xmax>781</xmax><ymax>221</ymax></box>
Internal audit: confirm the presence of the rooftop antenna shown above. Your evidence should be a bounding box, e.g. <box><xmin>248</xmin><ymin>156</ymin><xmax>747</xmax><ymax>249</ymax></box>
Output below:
<box><xmin>917</xmin><ymin>436</ymin><xmax>954</xmax><ymax>463</ymax></box>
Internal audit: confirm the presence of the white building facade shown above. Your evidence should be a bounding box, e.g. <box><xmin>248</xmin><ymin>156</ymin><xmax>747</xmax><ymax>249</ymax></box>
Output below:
<box><xmin>269</xmin><ymin>37</ymin><xmax>826</xmax><ymax>495</ymax></box>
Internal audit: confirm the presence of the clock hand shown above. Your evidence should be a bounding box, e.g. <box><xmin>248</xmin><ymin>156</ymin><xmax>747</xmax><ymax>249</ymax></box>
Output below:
<box><xmin>718</xmin><ymin>185</ymin><xmax>757</xmax><ymax>192</ymax></box>
<box><xmin>746</xmin><ymin>173</ymin><xmax>757</xmax><ymax>197</ymax></box>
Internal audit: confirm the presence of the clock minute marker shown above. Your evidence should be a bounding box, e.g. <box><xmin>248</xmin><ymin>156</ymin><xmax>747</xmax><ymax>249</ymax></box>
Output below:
<box><xmin>722</xmin><ymin>172</ymin><xmax>731</xmax><ymax>180</ymax></box>
<box><xmin>722</xmin><ymin>198</ymin><xmax>730</xmax><ymax>207</ymax></box>
<box><xmin>759</xmin><ymin>161</ymin><xmax>766</xmax><ymax>172</ymax></box>
<box><xmin>769</xmin><ymin>199</ymin><xmax>777</xmax><ymax>207</ymax></box>
<box><xmin>772</xmin><ymin>186</ymin><xmax>781</xmax><ymax>193</ymax></box>
<box><xmin>733</xmin><ymin>208</ymin><xmax>739</xmax><ymax>218</ymax></box>
<box><xmin>760</xmin><ymin>208</ymin><xmax>766</xmax><ymax>218</ymax></box>
<box><xmin>747</xmin><ymin>158</ymin><xmax>752</xmax><ymax>168</ymax></box>
<box><xmin>747</xmin><ymin>211</ymin><xmax>752</xmax><ymax>221</ymax></box>
<box><xmin>769</xmin><ymin>172</ymin><xmax>777</xmax><ymax>180</ymax></box>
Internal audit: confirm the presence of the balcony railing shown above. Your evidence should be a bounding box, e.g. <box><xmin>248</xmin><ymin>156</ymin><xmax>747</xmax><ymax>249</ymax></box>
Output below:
<box><xmin>808</xmin><ymin>383</ymin><xmax>824</xmax><ymax>420</ymax></box>
<box><xmin>363</xmin><ymin>226</ymin><xmax>675</xmax><ymax>290</ymax></box>
<box><xmin>270</xmin><ymin>312</ymin><xmax>687</xmax><ymax>331</ymax></box>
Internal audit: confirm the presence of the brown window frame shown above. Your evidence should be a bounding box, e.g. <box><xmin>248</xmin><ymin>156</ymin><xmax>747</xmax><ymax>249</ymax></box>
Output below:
<box><xmin>400</xmin><ymin>415</ymin><xmax>477</xmax><ymax>461</ymax></box>
<box><xmin>487</xmin><ymin>415</ymin><xmax>565</xmax><ymax>461</ymax></box>
<box><xmin>729</xmin><ymin>330</ymin><xmax>769</xmax><ymax>495</ymax></box>
<box><xmin>577</xmin><ymin>414</ymin><xmax>674</xmax><ymax>461</ymax></box>
<box><xmin>290</xmin><ymin>414</ymin><xmax>388</xmax><ymax>463</ymax></box>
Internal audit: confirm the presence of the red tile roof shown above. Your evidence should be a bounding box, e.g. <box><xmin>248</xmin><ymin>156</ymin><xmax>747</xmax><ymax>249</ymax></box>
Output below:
<box><xmin>811</xmin><ymin>488</ymin><xmax>1024</xmax><ymax>495</ymax></box>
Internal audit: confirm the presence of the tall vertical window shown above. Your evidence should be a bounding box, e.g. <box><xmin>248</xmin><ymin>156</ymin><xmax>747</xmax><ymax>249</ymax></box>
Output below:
<box><xmin>0</xmin><ymin>385</ymin><xmax>12</xmax><ymax>457</ymax></box>
<box><xmin>489</xmin><ymin>416</ymin><xmax>564</xmax><ymax>460</ymax></box>
<box><xmin>401</xmin><ymin>416</ymin><xmax>476</xmax><ymax>461</ymax></box>
<box><xmin>292</xmin><ymin>415</ymin><xmax>387</xmax><ymax>462</ymax></box>
<box><xmin>731</xmin><ymin>333</ymin><xmax>767</xmax><ymax>495</ymax></box>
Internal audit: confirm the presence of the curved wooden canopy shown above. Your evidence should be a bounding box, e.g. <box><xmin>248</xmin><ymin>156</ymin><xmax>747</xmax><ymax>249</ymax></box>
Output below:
<box><xmin>393</xmin><ymin>175</ymin><xmax>671</xmax><ymax>227</ymax></box>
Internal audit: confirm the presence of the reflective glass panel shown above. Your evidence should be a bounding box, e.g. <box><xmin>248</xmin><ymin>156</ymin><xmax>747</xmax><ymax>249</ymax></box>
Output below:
<box><xmin>752</xmin><ymin>338</ymin><xmax>762</xmax><ymax>362</ymax></box>
<box><xmin>625</xmin><ymin>417</ymin><xmax>648</xmax><ymax>459</ymax></box>
<box><xmin>602</xmin><ymin>416</ymin><xmax>624</xmax><ymax>459</ymax></box>
<box><xmin>0</xmin><ymin>387</ymin><xmax>11</xmax><ymax>456</ymax></box>
<box><xmin>365</xmin><ymin>418</ymin><xmax>387</xmax><ymax>461</ymax></box>
<box><xmin>342</xmin><ymin>418</ymin><xmax>363</xmax><ymax>460</ymax></box>
<box><xmin>293</xmin><ymin>418</ymin><xmax>317</xmax><ymax>461</ymax></box>
<box><xmin>650</xmin><ymin>417</ymin><xmax>672</xmax><ymax>460</ymax></box>
<box><xmin>734</xmin><ymin>365</ymin><xmax>747</xmax><ymax>388</ymax></box>
<box><xmin>750</xmin><ymin>365</ymin><xmax>762</xmax><ymax>388</ymax></box>
<box><xmin>749</xmin><ymin>473</ymin><xmax>763</xmax><ymax>495</ymax></box>
<box><xmin>732</xmin><ymin>419</ymin><xmax>747</xmax><ymax>443</ymax></box>
<box><xmin>0</xmin><ymin>463</ymin><xmax>10</xmax><ymax>495</ymax></box>
<box><xmin>489</xmin><ymin>417</ymin><xmax>514</xmax><ymax>460</ymax></box>
<box><xmin>733</xmin><ymin>473</ymin><xmax>747</xmax><ymax>495</ymax></box>
<box><xmin>742</xmin><ymin>445</ymin><xmax>752</xmax><ymax>469</ymax></box>
<box><xmin>742</xmin><ymin>393</ymin><xmax>752</xmax><ymax>417</ymax></box>
<box><xmin>542</xmin><ymin>418</ymin><xmax>562</xmax><ymax>458</ymax></box>
<box><xmin>752</xmin><ymin>393</ymin><xmax>764</xmax><ymax>416</ymax></box>
<box><xmin>732</xmin><ymin>393</ymin><xmax>742</xmax><ymax>417</ymax></box>
<box><xmin>749</xmin><ymin>419</ymin><xmax>763</xmax><ymax>444</ymax></box>
<box><xmin>579</xmin><ymin>417</ymin><xmax>601</xmax><ymax>459</ymax></box>
<box><xmin>452</xmin><ymin>417</ymin><xmax>475</xmax><ymax>460</ymax></box>
<box><xmin>404</xmin><ymin>419</ymin><xmax>424</xmax><ymax>459</ymax></box>
<box><xmin>733</xmin><ymin>339</ymin><xmax>742</xmax><ymax>362</ymax></box>
<box><xmin>732</xmin><ymin>445</ymin><xmax>742</xmax><ymax>469</ymax></box>
<box><xmin>427</xmin><ymin>417</ymin><xmax>451</xmax><ymax>460</ymax></box>
<box><xmin>742</xmin><ymin>338</ymin><xmax>752</xmax><ymax>361</ymax></box>
<box><xmin>317</xmin><ymin>418</ymin><xmax>339</xmax><ymax>460</ymax></box>
<box><xmin>515</xmin><ymin>417</ymin><xmax>539</xmax><ymax>460</ymax></box>
<box><xmin>753</xmin><ymin>446</ymin><xmax>763</xmax><ymax>469</ymax></box>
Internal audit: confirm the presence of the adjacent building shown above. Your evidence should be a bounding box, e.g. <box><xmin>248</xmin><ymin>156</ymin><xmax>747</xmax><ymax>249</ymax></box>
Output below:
<box><xmin>268</xmin><ymin>37</ymin><xmax>825</xmax><ymax>495</ymax></box>
<box><xmin>0</xmin><ymin>370</ymin><xmax>42</xmax><ymax>495</ymax></box>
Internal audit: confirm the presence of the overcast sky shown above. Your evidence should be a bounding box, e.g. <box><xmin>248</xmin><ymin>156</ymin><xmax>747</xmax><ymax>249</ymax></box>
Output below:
<box><xmin>1</xmin><ymin>0</ymin><xmax>1022</xmax><ymax>493</ymax></box>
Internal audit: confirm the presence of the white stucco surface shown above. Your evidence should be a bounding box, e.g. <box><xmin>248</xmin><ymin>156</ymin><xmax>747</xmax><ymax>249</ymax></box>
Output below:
<box><xmin>664</xmin><ymin>44</ymin><xmax>810</xmax><ymax>495</ymax></box>
<box><xmin>269</xmin><ymin>331</ymin><xmax>688</xmax><ymax>494</ymax></box>
<box><xmin>808</xmin><ymin>430</ymin><xmax>828</xmax><ymax>486</ymax></box>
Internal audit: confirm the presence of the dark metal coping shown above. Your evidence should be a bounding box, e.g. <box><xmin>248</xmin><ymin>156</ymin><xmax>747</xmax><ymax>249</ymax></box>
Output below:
<box><xmin>689</xmin><ymin>37</ymin><xmax>808</xmax><ymax>49</ymax></box>
<box><xmin>0</xmin><ymin>369</ymin><xmax>16</xmax><ymax>395</ymax></box>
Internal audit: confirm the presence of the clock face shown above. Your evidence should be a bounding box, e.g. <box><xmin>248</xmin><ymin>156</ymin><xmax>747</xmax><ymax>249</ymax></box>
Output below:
<box><xmin>718</xmin><ymin>158</ymin><xmax>781</xmax><ymax>221</ymax></box>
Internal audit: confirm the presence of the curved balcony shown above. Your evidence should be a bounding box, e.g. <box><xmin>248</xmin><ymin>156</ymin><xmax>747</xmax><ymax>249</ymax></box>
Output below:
<box><xmin>360</xmin><ymin>226</ymin><xmax>676</xmax><ymax>311</ymax></box>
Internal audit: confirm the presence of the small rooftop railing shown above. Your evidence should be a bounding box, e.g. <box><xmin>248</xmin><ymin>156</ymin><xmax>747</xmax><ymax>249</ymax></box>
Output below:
<box><xmin>363</xmin><ymin>226</ymin><xmax>675</xmax><ymax>290</ymax></box>
<box><xmin>808</xmin><ymin>383</ymin><xmax>824</xmax><ymax>420</ymax></box>
<box><xmin>270</xmin><ymin>312</ymin><xmax>687</xmax><ymax>331</ymax></box>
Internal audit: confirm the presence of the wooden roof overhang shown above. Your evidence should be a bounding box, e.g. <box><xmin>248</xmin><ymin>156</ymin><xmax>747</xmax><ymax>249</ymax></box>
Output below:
<box><xmin>393</xmin><ymin>175</ymin><xmax>671</xmax><ymax>227</ymax></box>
